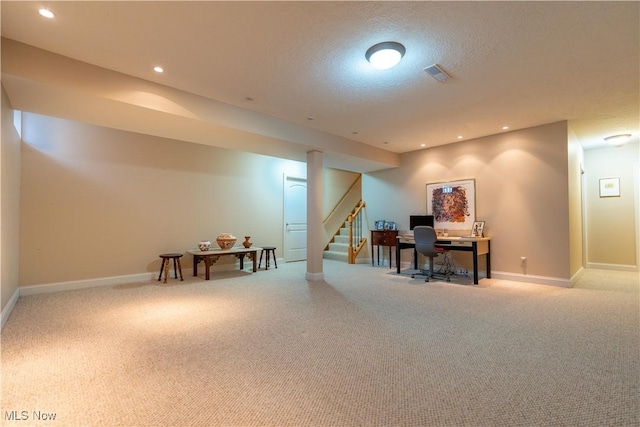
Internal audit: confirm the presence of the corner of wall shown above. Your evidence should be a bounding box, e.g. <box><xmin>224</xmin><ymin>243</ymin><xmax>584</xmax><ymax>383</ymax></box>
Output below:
<box><xmin>1</xmin><ymin>85</ymin><xmax>22</xmax><ymax>314</ymax></box>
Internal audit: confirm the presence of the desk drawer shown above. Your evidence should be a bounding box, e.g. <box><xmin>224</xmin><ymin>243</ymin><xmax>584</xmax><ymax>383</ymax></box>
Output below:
<box><xmin>371</xmin><ymin>230</ymin><xmax>398</xmax><ymax>246</ymax></box>
<box><xmin>437</xmin><ymin>241</ymin><xmax>473</xmax><ymax>248</ymax></box>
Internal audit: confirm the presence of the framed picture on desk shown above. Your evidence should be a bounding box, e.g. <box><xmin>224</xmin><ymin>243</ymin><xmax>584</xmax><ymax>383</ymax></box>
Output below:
<box><xmin>471</xmin><ymin>221</ymin><xmax>485</xmax><ymax>237</ymax></box>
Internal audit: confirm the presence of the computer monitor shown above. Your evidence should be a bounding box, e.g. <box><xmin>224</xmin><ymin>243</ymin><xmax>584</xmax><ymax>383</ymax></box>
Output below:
<box><xmin>409</xmin><ymin>215</ymin><xmax>434</xmax><ymax>230</ymax></box>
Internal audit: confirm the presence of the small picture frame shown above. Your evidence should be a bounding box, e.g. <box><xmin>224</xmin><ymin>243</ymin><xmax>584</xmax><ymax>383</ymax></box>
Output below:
<box><xmin>385</xmin><ymin>221</ymin><xmax>397</xmax><ymax>231</ymax></box>
<box><xmin>375</xmin><ymin>220</ymin><xmax>386</xmax><ymax>230</ymax></box>
<box><xmin>471</xmin><ymin>221</ymin><xmax>485</xmax><ymax>237</ymax></box>
<box><xmin>599</xmin><ymin>177</ymin><xmax>620</xmax><ymax>197</ymax></box>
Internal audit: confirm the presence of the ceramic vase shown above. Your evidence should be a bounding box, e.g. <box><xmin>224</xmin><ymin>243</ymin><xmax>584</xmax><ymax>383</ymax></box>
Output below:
<box><xmin>216</xmin><ymin>233</ymin><xmax>237</xmax><ymax>249</ymax></box>
<box><xmin>242</xmin><ymin>236</ymin><xmax>252</xmax><ymax>248</ymax></box>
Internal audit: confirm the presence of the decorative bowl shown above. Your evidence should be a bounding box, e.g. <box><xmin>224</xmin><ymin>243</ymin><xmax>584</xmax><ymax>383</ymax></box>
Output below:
<box><xmin>216</xmin><ymin>233</ymin><xmax>237</xmax><ymax>249</ymax></box>
<box><xmin>198</xmin><ymin>241</ymin><xmax>211</xmax><ymax>251</ymax></box>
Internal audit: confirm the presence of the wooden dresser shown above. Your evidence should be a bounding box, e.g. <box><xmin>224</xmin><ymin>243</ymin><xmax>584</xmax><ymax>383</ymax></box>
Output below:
<box><xmin>370</xmin><ymin>229</ymin><xmax>398</xmax><ymax>268</ymax></box>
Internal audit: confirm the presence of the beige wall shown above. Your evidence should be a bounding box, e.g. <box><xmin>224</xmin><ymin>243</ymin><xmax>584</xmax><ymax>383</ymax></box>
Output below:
<box><xmin>567</xmin><ymin>126</ymin><xmax>585</xmax><ymax>276</ymax></box>
<box><xmin>584</xmin><ymin>142</ymin><xmax>639</xmax><ymax>269</ymax></box>
<box><xmin>13</xmin><ymin>109</ymin><xmax>638</xmax><ymax>290</ymax></box>
<box><xmin>19</xmin><ymin>112</ymin><xmax>299</xmax><ymax>285</ymax></box>
<box><xmin>1</xmin><ymin>87</ymin><xmax>22</xmax><ymax>311</ymax></box>
<box><xmin>323</xmin><ymin>169</ymin><xmax>360</xmax><ymax>219</ymax></box>
<box><xmin>17</xmin><ymin>113</ymin><xmax>355</xmax><ymax>286</ymax></box>
<box><xmin>363</xmin><ymin>121</ymin><xmax>571</xmax><ymax>281</ymax></box>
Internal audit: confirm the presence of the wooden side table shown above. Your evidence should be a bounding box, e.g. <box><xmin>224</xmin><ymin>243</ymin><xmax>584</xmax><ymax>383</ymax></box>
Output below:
<box><xmin>370</xmin><ymin>230</ymin><xmax>398</xmax><ymax>268</ymax></box>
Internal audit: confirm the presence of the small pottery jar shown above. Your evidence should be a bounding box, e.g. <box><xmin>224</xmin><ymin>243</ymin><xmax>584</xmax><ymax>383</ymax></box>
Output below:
<box><xmin>242</xmin><ymin>236</ymin><xmax>252</xmax><ymax>248</ymax></box>
<box><xmin>216</xmin><ymin>233</ymin><xmax>237</xmax><ymax>249</ymax></box>
<box><xmin>198</xmin><ymin>241</ymin><xmax>211</xmax><ymax>251</ymax></box>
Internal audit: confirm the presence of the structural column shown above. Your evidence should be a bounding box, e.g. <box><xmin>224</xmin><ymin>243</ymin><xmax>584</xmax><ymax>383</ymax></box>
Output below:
<box><xmin>306</xmin><ymin>150</ymin><xmax>324</xmax><ymax>281</ymax></box>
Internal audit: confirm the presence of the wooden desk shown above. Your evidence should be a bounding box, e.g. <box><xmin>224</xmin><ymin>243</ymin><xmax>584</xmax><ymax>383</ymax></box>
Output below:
<box><xmin>371</xmin><ymin>230</ymin><xmax>398</xmax><ymax>268</ymax></box>
<box><xmin>396</xmin><ymin>236</ymin><xmax>491</xmax><ymax>285</ymax></box>
<box><xmin>188</xmin><ymin>247</ymin><xmax>261</xmax><ymax>280</ymax></box>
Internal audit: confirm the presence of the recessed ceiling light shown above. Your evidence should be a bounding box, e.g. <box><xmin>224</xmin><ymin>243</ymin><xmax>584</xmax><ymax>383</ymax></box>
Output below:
<box><xmin>457</xmin><ymin>135</ymin><xmax>463</xmax><ymax>139</ymax></box>
<box><xmin>365</xmin><ymin>41</ymin><xmax>406</xmax><ymax>70</ymax></box>
<box><xmin>306</xmin><ymin>117</ymin><xmax>314</xmax><ymax>121</ymax></box>
<box><xmin>245</xmin><ymin>97</ymin><xmax>254</xmax><ymax>101</ymax></box>
<box><xmin>502</xmin><ymin>126</ymin><xmax>509</xmax><ymax>130</ymax></box>
<box><xmin>38</xmin><ymin>8</ymin><xmax>55</xmax><ymax>19</ymax></box>
<box><xmin>153</xmin><ymin>66</ymin><xmax>164</xmax><ymax>73</ymax></box>
<box><xmin>420</xmin><ymin>143</ymin><xmax>426</xmax><ymax>147</ymax></box>
<box><xmin>352</xmin><ymin>131</ymin><xmax>358</xmax><ymax>135</ymax></box>
<box><xmin>604</xmin><ymin>134</ymin><xmax>632</xmax><ymax>146</ymax></box>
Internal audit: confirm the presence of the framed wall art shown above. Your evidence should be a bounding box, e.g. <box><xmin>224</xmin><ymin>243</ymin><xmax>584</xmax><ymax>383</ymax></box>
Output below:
<box><xmin>599</xmin><ymin>177</ymin><xmax>620</xmax><ymax>197</ymax></box>
<box><xmin>426</xmin><ymin>179</ymin><xmax>476</xmax><ymax>230</ymax></box>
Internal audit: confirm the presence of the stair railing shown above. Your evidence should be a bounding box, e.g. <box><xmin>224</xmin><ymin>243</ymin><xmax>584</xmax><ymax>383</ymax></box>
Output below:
<box><xmin>347</xmin><ymin>201</ymin><xmax>367</xmax><ymax>264</ymax></box>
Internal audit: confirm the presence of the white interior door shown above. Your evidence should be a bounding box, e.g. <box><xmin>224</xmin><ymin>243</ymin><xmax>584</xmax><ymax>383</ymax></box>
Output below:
<box><xmin>284</xmin><ymin>176</ymin><xmax>307</xmax><ymax>262</ymax></box>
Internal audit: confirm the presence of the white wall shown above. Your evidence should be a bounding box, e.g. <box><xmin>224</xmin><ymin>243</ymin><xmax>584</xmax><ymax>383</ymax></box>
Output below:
<box><xmin>1</xmin><ymin>87</ymin><xmax>21</xmax><ymax>313</ymax></box>
<box><xmin>568</xmin><ymin>126</ymin><xmax>585</xmax><ymax>276</ymax></box>
<box><xmin>17</xmin><ymin>112</ymin><xmax>362</xmax><ymax>287</ymax></box>
<box><xmin>18</xmin><ymin>113</ymin><xmax>309</xmax><ymax>286</ymax></box>
<box><xmin>584</xmin><ymin>142</ymin><xmax>639</xmax><ymax>270</ymax></box>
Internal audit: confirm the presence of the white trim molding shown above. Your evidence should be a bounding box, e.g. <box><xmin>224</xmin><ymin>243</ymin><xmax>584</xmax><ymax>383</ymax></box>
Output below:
<box><xmin>305</xmin><ymin>272</ymin><xmax>325</xmax><ymax>281</ymax></box>
<box><xmin>586</xmin><ymin>262</ymin><xmax>638</xmax><ymax>272</ymax></box>
<box><xmin>398</xmin><ymin>261</ymin><xmax>572</xmax><ymax>287</ymax></box>
<box><xmin>571</xmin><ymin>266</ymin><xmax>586</xmax><ymax>283</ymax></box>
<box><xmin>19</xmin><ymin>272</ymin><xmax>159</xmax><ymax>296</ymax></box>
<box><xmin>490</xmin><ymin>271</ymin><xmax>572</xmax><ymax>288</ymax></box>
<box><xmin>1</xmin><ymin>288</ymin><xmax>20</xmax><ymax>329</ymax></box>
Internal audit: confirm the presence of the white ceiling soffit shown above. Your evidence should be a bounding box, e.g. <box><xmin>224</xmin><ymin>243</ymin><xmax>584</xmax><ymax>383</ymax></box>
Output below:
<box><xmin>1</xmin><ymin>1</ymin><xmax>638</xmax><ymax>157</ymax></box>
<box><xmin>1</xmin><ymin>39</ymin><xmax>400</xmax><ymax>173</ymax></box>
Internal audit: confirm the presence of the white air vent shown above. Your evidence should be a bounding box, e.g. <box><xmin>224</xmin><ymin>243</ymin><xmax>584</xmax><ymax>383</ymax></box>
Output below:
<box><xmin>424</xmin><ymin>64</ymin><xmax>451</xmax><ymax>82</ymax></box>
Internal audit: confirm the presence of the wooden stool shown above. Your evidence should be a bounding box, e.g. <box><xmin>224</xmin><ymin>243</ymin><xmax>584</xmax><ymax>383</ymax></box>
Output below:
<box><xmin>158</xmin><ymin>253</ymin><xmax>184</xmax><ymax>283</ymax></box>
<box><xmin>259</xmin><ymin>247</ymin><xmax>278</xmax><ymax>270</ymax></box>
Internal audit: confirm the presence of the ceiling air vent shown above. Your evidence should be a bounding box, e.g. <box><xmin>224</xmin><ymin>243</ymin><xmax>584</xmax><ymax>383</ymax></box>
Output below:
<box><xmin>424</xmin><ymin>64</ymin><xmax>451</xmax><ymax>83</ymax></box>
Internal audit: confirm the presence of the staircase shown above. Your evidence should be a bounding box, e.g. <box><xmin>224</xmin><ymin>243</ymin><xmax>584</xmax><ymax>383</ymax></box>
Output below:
<box><xmin>323</xmin><ymin>221</ymin><xmax>351</xmax><ymax>262</ymax></box>
<box><xmin>322</xmin><ymin>183</ymin><xmax>367</xmax><ymax>264</ymax></box>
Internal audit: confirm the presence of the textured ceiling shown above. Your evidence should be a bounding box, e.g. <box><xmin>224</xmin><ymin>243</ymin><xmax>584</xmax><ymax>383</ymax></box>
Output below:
<box><xmin>1</xmin><ymin>1</ymin><xmax>639</xmax><ymax>154</ymax></box>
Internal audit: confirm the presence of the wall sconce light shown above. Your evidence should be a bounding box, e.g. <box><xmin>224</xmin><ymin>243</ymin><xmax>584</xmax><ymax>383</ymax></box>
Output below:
<box><xmin>366</xmin><ymin>42</ymin><xmax>406</xmax><ymax>70</ymax></box>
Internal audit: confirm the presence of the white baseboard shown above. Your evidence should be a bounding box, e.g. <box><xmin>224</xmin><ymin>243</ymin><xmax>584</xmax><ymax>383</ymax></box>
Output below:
<box><xmin>490</xmin><ymin>271</ymin><xmax>571</xmax><ymax>287</ymax></box>
<box><xmin>586</xmin><ymin>262</ymin><xmax>638</xmax><ymax>272</ymax></box>
<box><xmin>571</xmin><ymin>266</ymin><xmax>585</xmax><ymax>283</ymax></box>
<box><xmin>398</xmin><ymin>261</ymin><xmax>571</xmax><ymax>287</ymax></box>
<box><xmin>305</xmin><ymin>271</ymin><xmax>325</xmax><ymax>281</ymax></box>
<box><xmin>19</xmin><ymin>272</ymin><xmax>159</xmax><ymax>296</ymax></box>
<box><xmin>1</xmin><ymin>288</ymin><xmax>20</xmax><ymax>329</ymax></box>
<box><xmin>17</xmin><ymin>260</ymin><xmax>281</xmax><ymax>297</ymax></box>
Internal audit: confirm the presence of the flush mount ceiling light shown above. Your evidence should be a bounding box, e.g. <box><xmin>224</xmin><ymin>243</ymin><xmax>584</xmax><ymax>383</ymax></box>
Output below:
<box><xmin>153</xmin><ymin>66</ymin><xmax>164</xmax><ymax>73</ymax></box>
<box><xmin>604</xmin><ymin>134</ymin><xmax>631</xmax><ymax>146</ymax></box>
<box><xmin>38</xmin><ymin>8</ymin><xmax>55</xmax><ymax>19</ymax></box>
<box><xmin>366</xmin><ymin>42</ymin><xmax>406</xmax><ymax>70</ymax></box>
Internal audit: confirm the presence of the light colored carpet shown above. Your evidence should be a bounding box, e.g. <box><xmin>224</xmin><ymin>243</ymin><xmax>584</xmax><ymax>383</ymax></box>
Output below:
<box><xmin>1</xmin><ymin>262</ymin><xmax>638</xmax><ymax>426</ymax></box>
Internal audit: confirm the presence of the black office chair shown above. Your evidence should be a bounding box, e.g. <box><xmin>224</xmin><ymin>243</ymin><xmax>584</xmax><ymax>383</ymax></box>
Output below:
<box><xmin>411</xmin><ymin>226</ymin><xmax>452</xmax><ymax>282</ymax></box>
